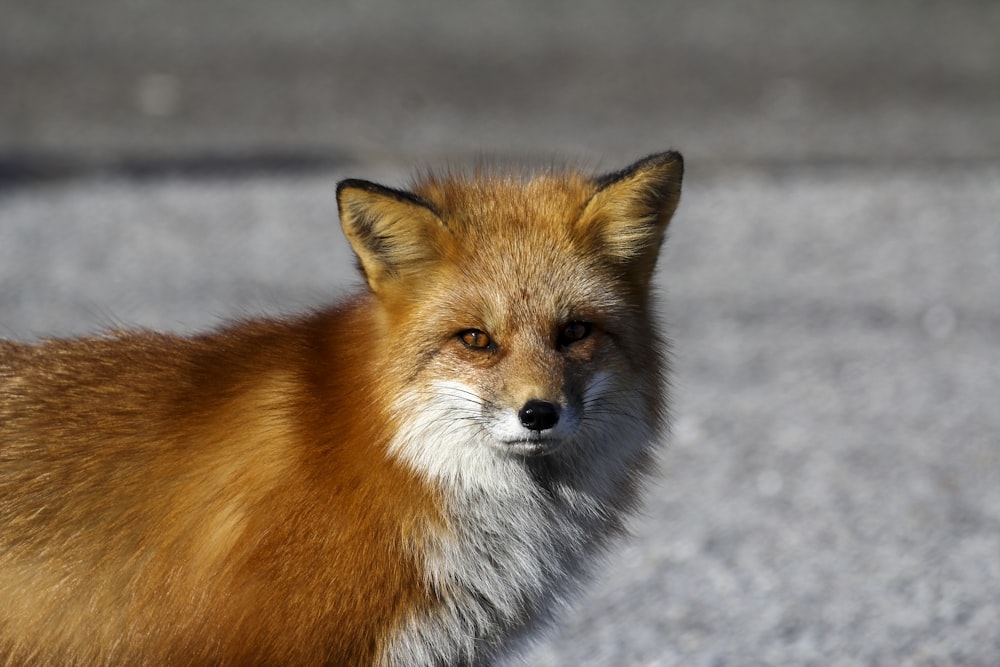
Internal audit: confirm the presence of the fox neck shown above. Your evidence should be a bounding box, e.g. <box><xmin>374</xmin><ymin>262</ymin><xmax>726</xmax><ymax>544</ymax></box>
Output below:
<box><xmin>380</xmin><ymin>383</ymin><xmax>657</xmax><ymax>666</ymax></box>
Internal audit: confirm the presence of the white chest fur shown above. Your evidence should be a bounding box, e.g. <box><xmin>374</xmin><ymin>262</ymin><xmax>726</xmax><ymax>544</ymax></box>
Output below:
<box><xmin>381</xmin><ymin>383</ymin><xmax>656</xmax><ymax>666</ymax></box>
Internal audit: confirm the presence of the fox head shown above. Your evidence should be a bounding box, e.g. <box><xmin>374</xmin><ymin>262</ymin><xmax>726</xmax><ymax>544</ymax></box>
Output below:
<box><xmin>336</xmin><ymin>152</ymin><xmax>682</xmax><ymax>486</ymax></box>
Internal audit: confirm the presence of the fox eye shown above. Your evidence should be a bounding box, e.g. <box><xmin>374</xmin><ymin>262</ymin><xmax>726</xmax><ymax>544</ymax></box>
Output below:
<box><xmin>558</xmin><ymin>320</ymin><xmax>592</xmax><ymax>347</ymax></box>
<box><xmin>459</xmin><ymin>329</ymin><xmax>493</xmax><ymax>350</ymax></box>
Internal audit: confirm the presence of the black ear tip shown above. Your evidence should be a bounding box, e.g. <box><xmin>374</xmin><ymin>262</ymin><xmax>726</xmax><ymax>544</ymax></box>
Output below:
<box><xmin>641</xmin><ymin>150</ymin><xmax>684</xmax><ymax>174</ymax></box>
<box><xmin>336</xmin><ymin>178</ymin><xmax>391</xmax><ymax>199</ymax></box>
<box><xmin>336</xmin><ymin>178</ymin><xmax>373</xmax><ymax>204</ymax></box>
<box><xmin>594</xmin><ymin>150</ymin><xmax>684</xmax><ymax>190</ymax></box>
<box><xmin>639</xmin><ymin>151</ymin><xmax>684</xmax><ymax>190</ymax></box>
<box><xmin>335</xmin><ymin>179</ymin><xmax>437</xmax><ymax>213</ymax></box>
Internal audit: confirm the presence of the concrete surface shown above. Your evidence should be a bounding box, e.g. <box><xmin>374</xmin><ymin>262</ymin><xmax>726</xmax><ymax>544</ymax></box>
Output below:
<box><xmin>1</xmin><ymin>1</ymin><xmax>999</xmax><ymax>665</ymax></box>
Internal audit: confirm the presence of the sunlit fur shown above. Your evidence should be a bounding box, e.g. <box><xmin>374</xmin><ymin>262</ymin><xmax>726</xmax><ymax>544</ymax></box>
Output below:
<box><xmin>0</xmin><ymin>152</ymin><xmax>682</xmax><ymax>666</ymax></box>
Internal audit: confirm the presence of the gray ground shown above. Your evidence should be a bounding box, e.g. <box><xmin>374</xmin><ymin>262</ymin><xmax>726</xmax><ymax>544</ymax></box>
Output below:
<box><xmin>1</xmin><ymin>2</ymin><xmax>998</xmax><ymax>665</ymax></box>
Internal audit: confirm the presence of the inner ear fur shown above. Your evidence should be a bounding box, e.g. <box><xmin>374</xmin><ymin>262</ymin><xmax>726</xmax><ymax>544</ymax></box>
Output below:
<box><xmin>336</xmin><ymin>179</ymin><xmax>446</xmax><ymax>292</ymax></box>
<box><xmin>577</xmin><ymin>151</ymin><xmax>684</xmax><ymax>280</ymax></box>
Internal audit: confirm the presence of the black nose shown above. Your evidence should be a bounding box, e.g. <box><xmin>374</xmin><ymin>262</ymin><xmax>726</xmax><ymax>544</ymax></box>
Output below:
<box><xmin>518</xmin><ymin>399</ymin><xmax>560</xmax><ymax>431</ymax></box>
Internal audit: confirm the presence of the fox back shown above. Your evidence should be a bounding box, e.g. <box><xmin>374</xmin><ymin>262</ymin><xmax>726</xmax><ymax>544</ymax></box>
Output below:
<box><xmin>0</xmin><ymin>151</ymin><xmax>683</xmax><ymax>665</ymax></box>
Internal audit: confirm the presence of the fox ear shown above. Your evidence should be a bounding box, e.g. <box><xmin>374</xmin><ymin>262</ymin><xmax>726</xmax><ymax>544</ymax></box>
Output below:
<box><xmin>336</xmin><ymin>179</ymin><xmax>445</xmax><ymax>292</ymax></box>
<box><xmin>578</xmin><ymin>151</ymin><xmax>684</xmax><ymax>282</ymax></box>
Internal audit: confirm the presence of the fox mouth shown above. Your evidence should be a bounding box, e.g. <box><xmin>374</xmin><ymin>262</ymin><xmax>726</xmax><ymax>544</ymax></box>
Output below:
<box><xmin>493</xmin><ymin>436</ymin><xmax>564</xmax><ymax>457</ymax></box>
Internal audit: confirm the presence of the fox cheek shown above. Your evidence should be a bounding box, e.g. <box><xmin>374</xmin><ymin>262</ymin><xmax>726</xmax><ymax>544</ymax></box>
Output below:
<box><xmin>561</xmin><ymin>334</ymin><xmax>599</xmax><ymax>362</ymax></box>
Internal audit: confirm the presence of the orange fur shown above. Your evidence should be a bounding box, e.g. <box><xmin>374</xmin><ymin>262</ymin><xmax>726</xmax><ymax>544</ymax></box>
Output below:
<box><xmin>0</xmin><ymin>307</ymin><xmax>441</xmax><ymax>665</ymax></box>
<box><xmin>0</xmin><ymin>152</ymin><xmax>683</xmax><ymax>665</ymax></box>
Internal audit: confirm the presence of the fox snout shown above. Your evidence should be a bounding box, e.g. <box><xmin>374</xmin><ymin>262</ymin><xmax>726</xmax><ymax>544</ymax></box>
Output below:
<box><xmin>518</xmin><ymin>399</ymin><xmax>560</xmax><ymax>432</ymax></box>
<box><xmin>484</xmin><ymin>390</ymin><xmax>584</xmax><ymax>454</ymax></box>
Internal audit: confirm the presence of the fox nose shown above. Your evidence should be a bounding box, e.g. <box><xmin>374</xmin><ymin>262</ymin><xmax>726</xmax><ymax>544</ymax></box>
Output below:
<box><xmin>518</xmin><ymin>399</ymin><xmax>560</xmax><ymax>431</ymax></box>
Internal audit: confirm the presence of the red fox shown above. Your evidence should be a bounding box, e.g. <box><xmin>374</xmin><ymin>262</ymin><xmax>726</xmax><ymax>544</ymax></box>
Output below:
<box><xmin>0</xmin><ymin>151</ymin><xmax>683</xmax><ymax>665</ymax></box>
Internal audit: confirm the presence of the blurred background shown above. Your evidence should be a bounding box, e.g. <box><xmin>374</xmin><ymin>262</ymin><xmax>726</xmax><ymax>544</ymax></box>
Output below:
<box><xmin>4</xmin><ymin>0</ymin><xmax>999</xmax><ymax>173</ymax></box>
<box><xmin>1</xmin><ymin>1</ymin><xmax>999</xmax><ymax>665</ymax></box>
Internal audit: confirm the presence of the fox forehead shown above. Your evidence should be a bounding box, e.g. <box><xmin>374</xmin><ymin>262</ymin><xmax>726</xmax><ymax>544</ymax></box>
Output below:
<box><xmin>337</xmin><ymin>151</ymin><xmax>683</xmax><ymax>331</ymax></box>
<box><xmin>407</xmin><ymin>172</ymin><xmax>625</xmax><ymax>324</ymax></box>
<box><xmin>411</xmin><ymin>170</ymin><xmax>595</xmax><ymax>237</ymax></box>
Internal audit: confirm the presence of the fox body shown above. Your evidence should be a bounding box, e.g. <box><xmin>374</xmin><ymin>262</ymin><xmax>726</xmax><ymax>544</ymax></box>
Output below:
<box><xmin>0</xmin><ymin>152</ymin><xmax>683</xmax><ymax>665</ymax></box>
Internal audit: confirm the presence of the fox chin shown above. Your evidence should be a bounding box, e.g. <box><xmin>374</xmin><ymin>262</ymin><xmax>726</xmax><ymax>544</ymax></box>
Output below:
<box><xmin>0</xmin><ymin>151</ymin><xmax>684</xmax><ymax>666</ymax></box>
